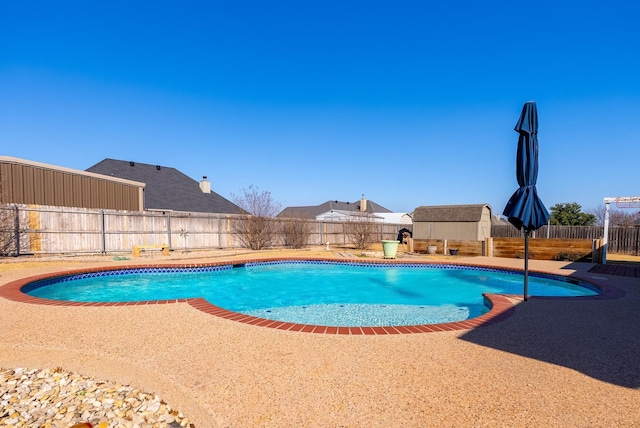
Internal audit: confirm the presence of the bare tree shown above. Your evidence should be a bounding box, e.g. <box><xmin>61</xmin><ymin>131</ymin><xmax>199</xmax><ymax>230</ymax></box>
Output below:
<box><xmin>0</xmin><ymin>205</ymin><xmax>17</xmax><ymax>256</ymax></box>
<box><xmin>0</xmin><ymin>170</ymin><xmax>19</xmax><ymax>255</ymax></box>
<box><xmin>231</xmin><ymin>186</ymin><xmax>282</xmax><ymax>250</ymax></box>
<box><xmin>0</xmin><ymin>204</ymin><xmax>42</xmax><ymax>256</ymax></box>
<box><xmin>590</xmin><ymin>204</ymin><xmax>639</xmax><ymax>226</ymax></box>
<box><xmin>344</xmin><ymin>217</ymin><xmax>379</xmax><ymax>250</ymax></box>
<box><xmin>280</xmin><ymin>215</ymin><xmax>314</xmax><ymax>249</ymax></box>
<box><xmin>612</xmin><ymin>210</ymin><xmax>639</xmax><ymax>226</ymax></box>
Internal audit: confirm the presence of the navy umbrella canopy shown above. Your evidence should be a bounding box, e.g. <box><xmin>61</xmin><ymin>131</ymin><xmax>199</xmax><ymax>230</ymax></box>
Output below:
<box><xmin>503</xmin><ymin>101</ymin><xmax>550</xmax><ymax>300</ymax></box>
<box><xmin>504</xmin><ymin>101</ymin><xmax>550</xmax><ymax>231</ymax></box>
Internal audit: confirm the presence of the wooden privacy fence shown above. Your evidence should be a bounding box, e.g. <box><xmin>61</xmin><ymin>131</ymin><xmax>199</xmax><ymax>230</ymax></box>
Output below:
<box><xmin>412</xmin><ymin>237</ymin><xmax>601</xmax><ymax>262</ymax></box>
<box><xmin>2</xmin><ymin>204</ymin><xmax>633</xmax><ymax>259</ymax></box>
<box><xmin>492</xmin><ymin>224</ymin><xmax>603</xmax><ymax>239</ymax></box>
<box><xmin>490</xmin><ymin>237</ymin><xmax>601</xmax><ymax>261</ymax></box>
<box><xmin>0</xmin><ymin>204</ymin><xmax>408</xmax><ymax>256</ymax></box>
<box><xmin>492</xmin><ymin>224</ymin><xmax>639</xmax><ymax>256</ymax></box>
<box><xmin>412</xmin><ymin>239</ymin><xmax>485</xmax><ymax>256</ymax></box>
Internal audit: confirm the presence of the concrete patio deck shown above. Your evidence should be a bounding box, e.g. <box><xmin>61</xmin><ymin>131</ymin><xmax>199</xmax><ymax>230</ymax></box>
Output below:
<box><xmin>1</xmin><ymin>250</ymin><xmax>638</xmax><ymax>427</ymax></box>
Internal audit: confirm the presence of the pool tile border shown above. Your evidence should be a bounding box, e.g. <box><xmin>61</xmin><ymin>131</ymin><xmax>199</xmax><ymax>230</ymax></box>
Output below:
<box><xmin>0</xmin><ymin>257</ymin><xmax>621</xmax><ymax>335</ymax></box>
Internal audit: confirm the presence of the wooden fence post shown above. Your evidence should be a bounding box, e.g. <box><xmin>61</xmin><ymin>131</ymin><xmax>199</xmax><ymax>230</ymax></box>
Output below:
<box><xmin>13</xmin><ymin>204</ymin><xmax>20</xmax><ymax>256</ymax></box>
<box><xmin>166</xmin><ymin>212</ymin><xmax>172</xmax><ymax>251</ymax></box>
<box><xmin>485</xmin><ymin>237</ymin><xmax>493</xmax><ymax>257</ymax></box>
<box><xmin>100</xmin><ymin>210</ymin><xmax>106</xmax><ymax>254</ymax></box>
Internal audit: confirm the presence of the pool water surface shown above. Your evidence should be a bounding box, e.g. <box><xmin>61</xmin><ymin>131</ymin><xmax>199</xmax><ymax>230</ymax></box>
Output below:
<box><xmin>24</xmin><ymin>261</ymin><xmax>599</xmax><ymax>327</ymax></box>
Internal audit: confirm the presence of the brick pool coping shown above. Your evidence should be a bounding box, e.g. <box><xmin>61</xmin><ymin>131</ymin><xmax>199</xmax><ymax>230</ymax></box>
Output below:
<box><xmin>0</xmin><ymin>257</ymin><xmax>619</xmax><ymax>335</ymax></box>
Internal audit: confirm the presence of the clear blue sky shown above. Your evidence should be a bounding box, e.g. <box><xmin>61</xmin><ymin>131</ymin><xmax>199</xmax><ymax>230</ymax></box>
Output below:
<box><xmin>2</xmin><ymin>1</ymin><xmax>638</xmax><ymax>214</ymax></box>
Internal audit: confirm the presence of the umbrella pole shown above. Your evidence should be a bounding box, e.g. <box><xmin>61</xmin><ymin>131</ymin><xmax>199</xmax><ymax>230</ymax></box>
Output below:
<box><xmin>524</xmin><ymin>230</ymin><xmax>529</xmax><ymax>301</ymax></box>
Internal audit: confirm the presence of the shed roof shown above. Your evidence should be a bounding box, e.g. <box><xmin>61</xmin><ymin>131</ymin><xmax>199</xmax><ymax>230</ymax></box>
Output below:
<box><xmin>413</xmin><ymin>204</ymin><xmax>492</xmax><ymax>222</ymax></box>
<box><xmin>86</xmin><ymin>158</ymin><xmax>242</xmax><ymax>214</ymax></box>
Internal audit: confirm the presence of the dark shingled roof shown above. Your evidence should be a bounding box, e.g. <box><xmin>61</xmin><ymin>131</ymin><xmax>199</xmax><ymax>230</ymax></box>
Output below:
<box><xmin>86</xmin><ymin>159</ymin><xmax>242</xmax><ymax>214</ymax></box>
<box><xmin>278</xmin><ymin>199</ymin><xmax>393</xmax><ymax>219</ymax></box>
<box><xmin>413</xmin><ymin>204</ymin><xmax>492</xmax><ymax>222</ymax></box>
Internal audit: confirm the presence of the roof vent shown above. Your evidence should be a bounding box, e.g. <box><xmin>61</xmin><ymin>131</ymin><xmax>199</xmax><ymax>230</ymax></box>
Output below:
<box><xmin>129</xmin><ymin>161</ymin><xmax>135</xmax><ymax>166</ymax></box>
<box><xmin>156</xmin><ymin>165</ymin><xmax>161</xmax><ymax>170</ymax></box>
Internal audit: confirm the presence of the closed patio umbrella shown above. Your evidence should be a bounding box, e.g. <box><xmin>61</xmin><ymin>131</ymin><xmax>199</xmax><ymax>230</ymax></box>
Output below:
<box><xmin>503</xmin><ymin>101</ymin><xmax>550</xmax><ymax>301</ymax></box>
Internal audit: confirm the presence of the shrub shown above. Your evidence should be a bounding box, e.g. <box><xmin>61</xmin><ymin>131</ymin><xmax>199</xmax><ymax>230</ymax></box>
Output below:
<box><xmin>280</xmin><ymin>217</ymin><xmax>314</xmax><ymax>249</ymax></box>
<box><xmin>344</xmin><ymin>219</ymin><xmax>379</xmax><ymax>250</ymax></box>
<box><xmin>514</xmin><ymin>251</ymin><xmax>535</xmax><ymax>260</ymax></box>
<box><xmin>231</xmin><ymin>186</ymin><xmax>282</xmax><ymax>250</ymax></box>
<box><xmin>553</xmin><ymin>251</ymin><xmax>587</xmax><ymax>262</ymax></box>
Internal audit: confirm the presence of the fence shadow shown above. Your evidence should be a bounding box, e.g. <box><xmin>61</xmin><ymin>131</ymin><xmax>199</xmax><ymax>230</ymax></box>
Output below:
<box><xmin>459</xmin><ymin>269</ymin><xmax>640</xmax><ymax>388</ymax></box>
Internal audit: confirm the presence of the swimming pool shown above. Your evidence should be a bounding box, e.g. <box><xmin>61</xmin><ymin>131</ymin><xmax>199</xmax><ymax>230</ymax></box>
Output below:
<box><xmin>23</xmin><ymin>260</ymin><xmax>599</xmax><ymax>327</ymax></box>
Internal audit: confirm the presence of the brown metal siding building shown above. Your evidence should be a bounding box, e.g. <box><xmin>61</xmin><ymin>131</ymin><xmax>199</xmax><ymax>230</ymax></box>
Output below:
<box><xmin>0</xmin><ymin>156</ymin><xmax>145</xmax><ymax>211</ymax></box>
<box><xmin>412</xmin><ymin>204</ymin><xmax>493</xmax><ymax>241</ymax></box>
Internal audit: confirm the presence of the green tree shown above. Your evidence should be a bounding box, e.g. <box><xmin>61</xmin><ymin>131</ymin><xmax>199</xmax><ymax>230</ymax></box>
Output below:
<box><xmin>549</xmin><ymin>203</ymin><xmax>596</xmax><ymax>226</ymax></box>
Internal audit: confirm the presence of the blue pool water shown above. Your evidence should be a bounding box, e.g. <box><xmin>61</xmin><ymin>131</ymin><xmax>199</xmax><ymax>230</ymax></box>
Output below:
<box><xmin>25</xmin><ymin>261</ymin><xmax>599</xmax><ymax>326</ymax></box>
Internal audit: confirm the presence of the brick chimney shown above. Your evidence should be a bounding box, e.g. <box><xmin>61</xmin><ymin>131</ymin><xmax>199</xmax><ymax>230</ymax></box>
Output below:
<box><xmin>199</xmin><ymin>176</ymin><xmax>211</xmax><ymax>194</ymax></box>
<box><xmin>360</xmin><ymin>194</ymin><xmax>367</xmax><ymax>212</ymax></box>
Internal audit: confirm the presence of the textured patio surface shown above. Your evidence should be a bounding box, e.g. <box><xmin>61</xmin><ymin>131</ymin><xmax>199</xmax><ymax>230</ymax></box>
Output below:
<box><xmin>1</xmin><ymin>249</ymin><xmax>638</xmax><ymax>427</ymax></box>
<box><xmin>589</xmin><ymin>262</ymin><xmax>640</xmax><ymax>277</ymax></box>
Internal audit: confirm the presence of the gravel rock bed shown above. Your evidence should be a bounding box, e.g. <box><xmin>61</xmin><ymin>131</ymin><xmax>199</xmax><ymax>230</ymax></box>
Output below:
<box><xmin>0</xmin><ymin>367</ymin><xmax>194</xmax><ymax>427</ymax></box>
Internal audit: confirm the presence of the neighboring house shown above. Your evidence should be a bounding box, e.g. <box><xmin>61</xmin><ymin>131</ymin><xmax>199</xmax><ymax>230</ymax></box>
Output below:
<box><xmin>86</xmin><ymin>159</ymin><xmax>242</xmax><ymax>214</ymax></box>
<box><xmin>278</xmin><ymin>195</ymin><xmax>407</xmax><ymax>223</ymax></box>
<box><xmin>491</xmin><ymin>215</ymin><xmax>511</xmax><ymax>226</ymax></box>
<box><xmin>375</xmin><ymin>212</ymin><xmax>413</xmax><ymax>225</ymax></box>
<box><xmin>315</xmin><ymin>210</ymin><xmax>384</xmax><ymax>222</ymax></box>
<box><xmin>0</xmin><ymin>156</ymin><xmax>145</xmax><ymax>211</ymax></box>
<box><xmin>412</xmin><ymin>204</ymin><xmax>492</xmax><ymax>241</ymax></box>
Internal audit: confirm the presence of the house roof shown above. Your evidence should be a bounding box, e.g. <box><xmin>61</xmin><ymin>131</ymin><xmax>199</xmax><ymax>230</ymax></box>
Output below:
<box><xmin>375</xmin><ymin>212</ymin><xmax>413</xmax><ymax>224</ymax></box>
<box><xmin>413</xmin><ymin>204</ymin><xmax>492</xmax><ymax>222</ymax></box>
<box><xmin>277</xmin><ymin>199</ymin><xmax>393</xmax><ymax>219</ymax></box>
<box><xmin>86</xmin><ymin>158</ymin><xmax>242</xmax><ymax>214</ymax></box>
<box><xmin>316</xmin><ymin>210</ymin><xmax>384</xmax><ymax>220</ymax></box>
<box><xmin>491</xmin><ymin>215</ymin><xmax>511</xmax><ymax>226</ymax></box>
